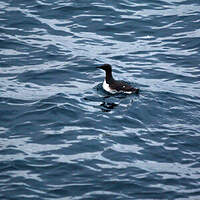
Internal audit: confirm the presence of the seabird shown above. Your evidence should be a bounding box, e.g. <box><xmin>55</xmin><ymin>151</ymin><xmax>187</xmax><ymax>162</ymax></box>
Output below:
<box><xmin>97</xmin><ymin>64</ymin><xmax>139</xmax><ymax>94</ymax></box>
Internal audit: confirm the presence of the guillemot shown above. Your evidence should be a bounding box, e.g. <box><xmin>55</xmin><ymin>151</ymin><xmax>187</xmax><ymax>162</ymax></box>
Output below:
<box><xmin>97</xmin><ymin>64</ymin><xmax>139</xmax><ymax>94</ymax></box>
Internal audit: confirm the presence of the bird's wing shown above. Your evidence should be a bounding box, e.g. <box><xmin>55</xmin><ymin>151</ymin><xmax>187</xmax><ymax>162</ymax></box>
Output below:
<box><xmin>110</xmin><ymin>80</ymin><xmax>134</xmax><ymax>91</ymax></box>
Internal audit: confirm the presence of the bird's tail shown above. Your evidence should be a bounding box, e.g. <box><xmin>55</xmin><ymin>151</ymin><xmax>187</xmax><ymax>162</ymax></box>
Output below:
<box><xmin>133</xmin><ymin>88</ymin><xmax>139</xmax><ymax>94</ymax></box>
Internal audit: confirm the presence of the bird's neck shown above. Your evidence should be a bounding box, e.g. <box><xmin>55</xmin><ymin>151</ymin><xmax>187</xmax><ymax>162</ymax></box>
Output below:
<box><xmin>105</xmin><ymin>70</ymin><xmax>114</xmax><ymax>83</ymax></box>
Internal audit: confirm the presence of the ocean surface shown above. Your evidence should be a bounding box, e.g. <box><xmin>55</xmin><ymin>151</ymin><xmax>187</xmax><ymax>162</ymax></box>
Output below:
<box><xmin>0</xmin><ymin>0</ymin><xmax>200</xmax><ymax>199</ymax></box>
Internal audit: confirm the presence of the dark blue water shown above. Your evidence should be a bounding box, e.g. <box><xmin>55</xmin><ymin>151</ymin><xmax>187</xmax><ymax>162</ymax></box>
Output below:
<box><xmin>1</xmin><ymin>0</ymin><xmax>200</xmax><ymax>199</ymax></box>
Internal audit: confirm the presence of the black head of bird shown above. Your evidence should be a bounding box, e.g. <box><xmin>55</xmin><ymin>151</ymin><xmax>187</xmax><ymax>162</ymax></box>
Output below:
<box><xmin>96</xmin><ymin>64</ymin><xmax>112</xmax><ymax>72</ymax></box>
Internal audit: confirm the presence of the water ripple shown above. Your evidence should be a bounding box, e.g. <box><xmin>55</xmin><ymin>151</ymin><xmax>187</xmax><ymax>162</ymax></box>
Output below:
<box><xmin>1</xmin><ymin>0</ymin><xmax>200</xmax><ymax>199</ymax></box>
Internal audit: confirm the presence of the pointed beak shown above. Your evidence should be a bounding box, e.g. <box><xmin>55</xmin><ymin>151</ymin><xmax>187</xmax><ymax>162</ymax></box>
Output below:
<box><xmin>96</xmin><ymin>66</ymin><xmax>102</xmax><ymax>69</ymax></box>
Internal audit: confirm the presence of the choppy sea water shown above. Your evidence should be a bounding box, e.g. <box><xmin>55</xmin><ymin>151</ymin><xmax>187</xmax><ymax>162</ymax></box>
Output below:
<box><xmin>0</xmin><ymin>0</ymin><xmax>200</xmax><ymax>199</ymax></box>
